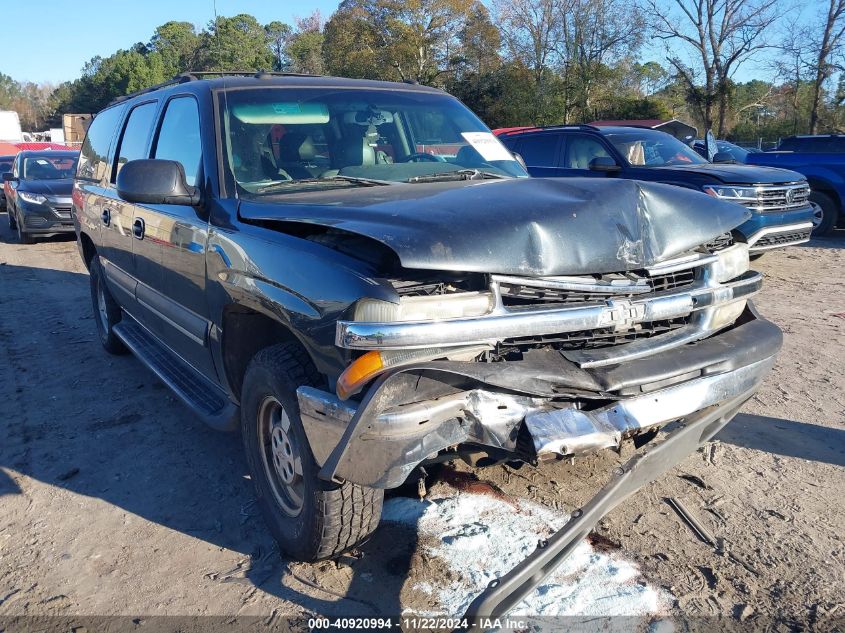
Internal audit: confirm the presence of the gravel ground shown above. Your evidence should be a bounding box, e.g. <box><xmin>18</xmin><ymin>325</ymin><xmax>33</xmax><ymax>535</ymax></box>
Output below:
<box><xmin>0</xmin><ymin>216</ymin><xmax>843</xmax><ymax>630</ymax></box>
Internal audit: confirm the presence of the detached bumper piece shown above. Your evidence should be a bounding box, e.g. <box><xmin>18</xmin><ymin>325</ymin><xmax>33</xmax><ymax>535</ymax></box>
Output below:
<box><xmin>460</xmin><ymin>390</ymin><xmax>752</xmax><ymax>631</ymax></box>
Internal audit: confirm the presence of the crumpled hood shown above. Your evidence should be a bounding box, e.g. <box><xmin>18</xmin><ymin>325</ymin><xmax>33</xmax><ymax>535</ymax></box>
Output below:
<box><xmin>649</xmin><ymin>163</ymin><xmax>806</xmax><ymax>184</ymax></box>
<box><xmin>240</xmin><ymin>177</ymin><xmax>751</xmax><ymax>276</ymax></box>
<box><xmin>19</xmin><ymin>179</ymin><xmax>73</xmax><ymax>196</ymax></box>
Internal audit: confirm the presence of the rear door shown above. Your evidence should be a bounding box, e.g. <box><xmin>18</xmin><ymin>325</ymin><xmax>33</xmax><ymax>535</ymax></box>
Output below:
<box><xmin>74</xmin><ymin>104</ymin><xmax>133</xmax><ymax>304</ymax></box>
<box><xmin>131</xmin><ymin>95</ymin><xmax>215</xmax><ymax>378</ymax></box>
<box><xmin>507</xmin><ymin>133</ymin><xmax>563</xmax><ymax>177</ymax></box>
<box><xmin>96</xmin><ymin>101</ymin><xmax>158</xmax><ymax>311</ymax></box>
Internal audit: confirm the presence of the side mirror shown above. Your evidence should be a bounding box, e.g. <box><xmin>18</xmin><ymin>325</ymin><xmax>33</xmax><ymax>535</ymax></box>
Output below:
<box><xmin>512</xmin><ymin>152</ymin><xmax>528</xmax><ymax>170</ymax></box>
<box><xmin>2</xmin><ymin>172</ymin><xmax>16</xmax><ymax>182</ymax></box>
<box><xmin>712</xmin><ymin>151</ymin><xmax>734</xmax><ymax>163</ymax></box>
<box><xmin>588</xmin><ymin>156</ymin><xmax>621</xmax><ymax>172</ymax></box>
<box><xmin>116</xmin><ymin>159</ymin><xmax>199</xmax><ymax>206</ymax></box>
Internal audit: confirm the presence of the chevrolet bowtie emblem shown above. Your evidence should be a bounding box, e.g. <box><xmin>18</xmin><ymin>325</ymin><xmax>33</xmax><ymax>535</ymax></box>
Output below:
<box><xmin>600</xmin><ymin>298</ymin><xmax>647</xmax><ymax>331</ymax></box>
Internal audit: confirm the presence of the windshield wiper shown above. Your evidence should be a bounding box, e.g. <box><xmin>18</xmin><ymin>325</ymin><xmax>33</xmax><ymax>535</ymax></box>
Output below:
<box><xmin>256</xmin><ymin>175</ymin><xmax>396</xmax><ymax>193</ymax></box>
<box><xmin>406</xmin><ymin>169</ymin><xmax>508</xmax><ymax>183</ymax></box>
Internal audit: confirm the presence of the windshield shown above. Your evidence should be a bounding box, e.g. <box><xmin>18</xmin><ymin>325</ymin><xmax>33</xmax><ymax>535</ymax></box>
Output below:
<box><xmin>220</xmin><ymin>87</ymin><xmax>527</xmax><ymax>196</ymax></box>
<box><xmin>605</xmin><ymin>130</ymin><xmax>708</xmax><ymax>167</ymax></box>
<box><xmin>22</xmin><ymin>154</ymin><xmax>78</xmax><ymax>180</ymax></box>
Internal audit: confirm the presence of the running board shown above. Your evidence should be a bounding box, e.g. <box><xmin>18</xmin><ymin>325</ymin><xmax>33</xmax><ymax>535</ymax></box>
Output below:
<box><xmin>460</xmin><ymin>391</ymin><xmax>753</xmax><ymax>631</ymax></box>
<box><xmin>113</xmin><ymin>317</ymin><xmax>238</xmax><ymax>432</ymax></box>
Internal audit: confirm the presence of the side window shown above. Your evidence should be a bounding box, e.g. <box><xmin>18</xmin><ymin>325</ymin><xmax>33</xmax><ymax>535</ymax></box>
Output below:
<box><xmin>517</xmin><ymin>135</ymin><xmax>558</xmax><ymax>167</ymax></box>
<box><xmin>77</xmin><ymin>104</ymin><xmax>126</xmax><ymax>183</ymax></box>
<box><xmin>153</xmin><ymin>97</ymin><xmax>202</xmax><ymax>187</ymax></box>
<box><xmin>562</xmin><ymin>135</ymin><xmax>611</xmax><ymax>169</ymax></box>
<box><xmin>112</xmin><ymin>102</ymin><xmax>158</xmax><ymax>182</ymax></box>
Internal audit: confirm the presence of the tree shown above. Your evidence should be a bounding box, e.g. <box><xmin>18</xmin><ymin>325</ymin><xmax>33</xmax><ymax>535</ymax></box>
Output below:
<box><xmin>323</xmin><ymin>2</ymin><xmax>385</xmax><ymax>79</ymax></box>
<box><xmin>493</xmin><ymin>0</ymin><xmax>562</xmax><ymax>122</ymax></box>
<box><xmin>644</xmin><ymin>0</ymin><xmax>779</xmax><ymax>136</ymax></box>
<box><xmin>286</xmin><ymin>12</ymin><xmax>325</xmax><ymax>75</ymax></box>
<box><xmin>149</xmin><ymin>21</ymin><xmax>201</xmax><ymax>77</ymax></box>
<box><xmin>265</xmin><ymin>21</ymin><xmax>293</xmax><ymax>71</ymax></box>
<box><xmin>808</xmin><ymin>0</ymin><xmax>845</xmax><ymax>133</ymax></box>
<box><xmin>197</xmin><ymin>14</ymin><xmax>274</xmax><ymax>71</ymax></box>
<box><xmin>557</xmin><ymin>0</ymin><xmax>645</xmax><ymax>120</ymax></box>
<box><xmin>457</xmin><ymin>3</ymin><xmax>502</xmax><ymax>75</ymax></box>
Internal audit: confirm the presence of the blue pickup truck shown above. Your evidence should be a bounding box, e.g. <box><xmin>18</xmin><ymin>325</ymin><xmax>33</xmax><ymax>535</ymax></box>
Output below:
<box><xmin>743</xmin><ymin>136</ymin><xmax>845</xmax><ymax>235</ymax></box>
<box><xmin>497</xmin><ymin>125</ymin><xmax>817</xmax><ymax>255</ymax></box>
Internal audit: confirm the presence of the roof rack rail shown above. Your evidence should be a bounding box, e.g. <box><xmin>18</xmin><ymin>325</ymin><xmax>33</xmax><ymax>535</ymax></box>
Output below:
<box><xmin>108</xmin><ymin>70</ymin><xmax>322</xmax><ymax>106</ymax></box>
<box><xmin>498</xmin><ymin>124</ymin><xmax>600</xmax><ymax>136</ymax></box>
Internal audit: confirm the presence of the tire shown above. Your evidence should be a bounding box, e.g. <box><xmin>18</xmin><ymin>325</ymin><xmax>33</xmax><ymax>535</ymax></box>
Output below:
<box><xmin>241</xmin><ymin>342</ymin><xmax>383</xmax><ymax>561</ymax></box>
<box><xmin>809</xmin><ymin>191</ymin><xmax>838</xmax><ymax>236</ymax></box>
<box><xmin>89</xmin><ymin>256</ymin><xmax>128</xmax><ymax>355</ymax></box>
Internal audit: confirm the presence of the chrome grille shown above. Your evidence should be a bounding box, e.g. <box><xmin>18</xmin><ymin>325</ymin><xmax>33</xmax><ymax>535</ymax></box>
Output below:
<box><xmin>741</xmin><ymin>184</ymin><xmax>810</xmax><ymax>213</ymax></box>
<box><xmin>498</xmin><ymin>269</ymin><xmax>696</xmax><ymax>307</ymax></box>
<box><xmin>501</xmin><ymin>317</ymin><xmax>691</xmax><ymax>351</ymax></box>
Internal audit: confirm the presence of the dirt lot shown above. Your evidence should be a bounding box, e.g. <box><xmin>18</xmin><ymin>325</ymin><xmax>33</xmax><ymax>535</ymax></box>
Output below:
<box><xmin>0</xmin><ymin>217</ymin><xmax>843</xmax><ymax>630</ymax></box>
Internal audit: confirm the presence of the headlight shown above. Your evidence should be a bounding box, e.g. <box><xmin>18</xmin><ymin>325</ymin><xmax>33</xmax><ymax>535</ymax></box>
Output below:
<box><xmin>18</xmin><ymin>191</ymin><xmax>48</xmax><ymax>205</ymax></box>
<box><xmin>702</xmin><ymin>185</ymin><xmax>759</xmax><ymax>203</ymax></box>
<box><xmin>354</xmin><ymin>291</ymin><xmax>494</xmax><ymax>322</ymax></box>
<box><xmin>711</xmin><ymin>243</ymin><xmax>749</xmax><ymax>283</ymax></box>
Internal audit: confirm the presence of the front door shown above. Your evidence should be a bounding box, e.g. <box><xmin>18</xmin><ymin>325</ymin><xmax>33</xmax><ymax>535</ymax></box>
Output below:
<box><xmin>131</xmin><ymin>95</ymin><xmax>214</xmax><ymax>378</ymax></box>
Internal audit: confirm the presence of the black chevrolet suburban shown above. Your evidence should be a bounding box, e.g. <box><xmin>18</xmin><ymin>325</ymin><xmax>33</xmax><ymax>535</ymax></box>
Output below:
<box><xmin>74</xmin><ymin>72</ymin><xmax>782</xmax><ymax>617</ymax></box>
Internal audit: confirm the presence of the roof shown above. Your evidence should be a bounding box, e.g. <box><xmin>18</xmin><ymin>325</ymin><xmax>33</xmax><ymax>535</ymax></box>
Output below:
<box><xmin>590</xmin><ymin>119</ymin><xmax>669</xmax><ymax>128</ymax></box>
<box><xmin>0</xmin><ymin>142</ymin><xmax>20</xmax><ymax>155</ymax></box>
<box><xmin>15</xmin><ymin>142</ymin><xmax>75</xmax><ymax>151</ymax></box>
<box><xmin>108</xmin><ymin>72</ymin><xmax>444</xmax><ymax>106</ymax></box>
<box><xmin>16</xmin><ymin>149</ymin><xmax>78</xmax><ymax>156</ymax></box>
<box><xmin>590</xmin><ymin>118</ymin><xmax>698</xmax><ymax>141</ymax></box>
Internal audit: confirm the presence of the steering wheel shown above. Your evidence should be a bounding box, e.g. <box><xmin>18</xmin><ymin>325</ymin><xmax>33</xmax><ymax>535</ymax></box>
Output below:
<box><xmin>397</xmin><ymin>152</ymin><xmax>441</xmax><ymax>163</ymax></box>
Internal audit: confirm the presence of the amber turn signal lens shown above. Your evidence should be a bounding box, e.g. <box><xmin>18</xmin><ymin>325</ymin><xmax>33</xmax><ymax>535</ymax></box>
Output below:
<box><xmin>336</xmin><ymin>351</ymin><xmax>384</xmax><ymax>400</ymax></box>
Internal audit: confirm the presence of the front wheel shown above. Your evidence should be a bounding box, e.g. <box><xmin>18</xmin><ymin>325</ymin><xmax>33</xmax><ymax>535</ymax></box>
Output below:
<box><xmin>241</xmin><ymin>343</ymin><xmax>383</xmax><ymax>561</ymax></box>
<box><xmin>89</xmin><ymin>257</ymin><xmax>127</xmax><ymax>354</ymax></box>
<box><xmin>809</xmin><ymin>192</ymin><xmax>839</xmax><ymax>236</ymax></box>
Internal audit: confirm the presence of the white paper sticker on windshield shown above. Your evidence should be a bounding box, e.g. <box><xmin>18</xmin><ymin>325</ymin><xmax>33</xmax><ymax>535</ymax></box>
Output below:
<box><xmin>461</xmin><ymin>132</ymin><xmax>514</xmax><ymax>162</ymax></box>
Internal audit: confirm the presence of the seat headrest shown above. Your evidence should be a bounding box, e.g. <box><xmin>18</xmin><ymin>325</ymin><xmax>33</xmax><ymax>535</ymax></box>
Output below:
<box><xmin>334</xmin><ymin>136</ymin><xmax>376</xmax><ymax>168</ymax></box>
<box><xmin>277</xmin><ymin>133</ymin><xmax>317</xmax><ymax>162</ymax></box>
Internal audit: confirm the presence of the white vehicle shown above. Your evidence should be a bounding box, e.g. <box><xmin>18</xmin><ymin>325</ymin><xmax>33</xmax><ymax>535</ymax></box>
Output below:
<box><xmin>0</xmin><ymin>110</ymin><xmax>23</xmax><ymax>143</ymax></box>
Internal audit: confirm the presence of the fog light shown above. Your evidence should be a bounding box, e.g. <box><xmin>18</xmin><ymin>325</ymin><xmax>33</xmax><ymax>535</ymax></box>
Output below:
<box><xmin>709</xmin><ymin>299</ymin><xmax>746</xmax><ymax>330</ymax></box>
<box><xmin>711</xmin><ymin>243</ymin><xmax>749</xmax><ymax>283</ymax></box>
<box><xmin>25</xmin><ymin>216</ymin><xmax>47</xmax><ymax>227</ymax></box>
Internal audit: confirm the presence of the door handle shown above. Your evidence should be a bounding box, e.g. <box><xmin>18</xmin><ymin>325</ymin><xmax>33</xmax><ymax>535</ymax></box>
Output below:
<box><xmin>132</xmin><ymin>217</ymin><xmax>145</xmax><ymax>240</ymax></box>
<box><xmin>101</xmin><ymin>208</ymin><xmax>111</xmax><ymax>226</ymax></box>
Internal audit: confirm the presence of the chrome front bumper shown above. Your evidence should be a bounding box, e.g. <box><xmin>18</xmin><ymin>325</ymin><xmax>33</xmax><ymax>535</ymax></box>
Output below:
<box><xmin>301</xmin><ymin>316</ymin><xmax>781</xmax><ymax>488</ymax></box>
<box><xmin>336</xmin><ymin>247</ymin><xmax>761</xmax><ymax>366</ymax></box>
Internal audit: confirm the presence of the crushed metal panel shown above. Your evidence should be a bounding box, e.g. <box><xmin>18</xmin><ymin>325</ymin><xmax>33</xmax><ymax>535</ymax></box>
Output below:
<box><xmin>239</xmin><ymin>177</ymin><xmax>751</xmax><ymax>276</ymax></box>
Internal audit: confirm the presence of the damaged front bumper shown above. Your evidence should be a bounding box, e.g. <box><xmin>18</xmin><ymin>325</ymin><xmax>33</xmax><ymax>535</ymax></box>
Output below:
<box><xmin>300</xmin><ymin>314</ymin><xmax>781</xmax><ymax>488</ymax></box>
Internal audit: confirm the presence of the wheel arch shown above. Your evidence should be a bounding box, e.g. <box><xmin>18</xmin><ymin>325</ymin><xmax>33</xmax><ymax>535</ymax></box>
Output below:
<box><xmin>220</xmin><ymin>303</ymin><xmax>329</xmax><ymax>402</ymax></box>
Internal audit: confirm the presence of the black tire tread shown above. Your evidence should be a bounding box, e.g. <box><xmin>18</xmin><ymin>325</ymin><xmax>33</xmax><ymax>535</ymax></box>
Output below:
<box><xmin>248</xmin><ymin>342</ymin><xmax>383</xmax><ymax>560</ymax></box>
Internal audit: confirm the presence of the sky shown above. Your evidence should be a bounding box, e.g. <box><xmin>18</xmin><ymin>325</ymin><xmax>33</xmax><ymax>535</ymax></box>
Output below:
<box><xmin>4</xmin><ymin>0</ymin><xmax>342</xmax><ymax>85</ymax></box>
<box><xmin>3</xmin><ymin>0</ymin><xmax>814</xmax><ymax>87</ymax></box>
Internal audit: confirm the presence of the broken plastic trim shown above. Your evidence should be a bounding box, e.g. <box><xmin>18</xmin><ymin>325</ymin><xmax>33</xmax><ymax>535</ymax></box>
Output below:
<box><xmin>459</xmin><ymin>391</ymin><xmax>753</xmax><ymax>632</ymax></box>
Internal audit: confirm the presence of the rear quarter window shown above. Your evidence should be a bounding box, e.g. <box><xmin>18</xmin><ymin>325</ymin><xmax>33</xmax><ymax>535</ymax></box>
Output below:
<box><xmin>77</xmin><ymin>104</ymin><xmax>127</xmax><ymax>183</ymax></box>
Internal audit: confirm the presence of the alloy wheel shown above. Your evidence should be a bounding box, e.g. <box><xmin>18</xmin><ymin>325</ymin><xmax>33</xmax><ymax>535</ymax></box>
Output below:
<box><xmin>257</xmin><ymin>395</ymin><xmax>304</xmax><ymax>517</ymax></box>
